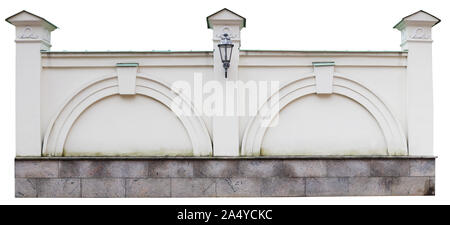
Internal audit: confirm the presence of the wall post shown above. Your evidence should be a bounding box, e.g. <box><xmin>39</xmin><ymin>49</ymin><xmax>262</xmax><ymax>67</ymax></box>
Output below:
<box><xmin>394</xmin><ymin>10</ymin><xmax>440</xmax><ymax>156</ymax></box>
<box><xmin>207</xmin><ymin>9</ymin><xmax>245</xmax><ymax>156</ymax></box>
<box><xmin>6</xmin><ymin>11</ymin><xmax>57</xmax><ymax>156</ymax></box>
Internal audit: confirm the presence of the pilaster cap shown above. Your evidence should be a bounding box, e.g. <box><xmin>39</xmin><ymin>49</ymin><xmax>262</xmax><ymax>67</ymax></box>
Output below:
<box><xmin>394</xmin><ymin>10</ymin><xmax>440</xmax><ymax>30</ymax></box>
<box><xmin>5</xmin><ymin>10</ymin><xmax>58</xmax><ymax>31</ymax></box>
<box><xmin>206</xmin><ymin>8</ymin><xmax>246</xmax><ymax>29</ymax></box>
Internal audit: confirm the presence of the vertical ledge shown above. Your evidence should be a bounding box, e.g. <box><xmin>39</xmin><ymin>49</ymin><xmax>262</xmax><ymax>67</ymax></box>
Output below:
<box><xmin>116</xmin><ymin>63</ymin><xmax>138</xmax><ymax>95</ymax></box>
<box><xmin>207</xmin><ymin>9</ymin><xmax>246</xmax><ymax>156</ymax></box>
<box><xmin>394</xmin><ymin>10</ymin><xmax>440</xmax><ymax>156</ymax></box>
<box><xmin>5</xmin><ymin>10</ymin><xmax>57</xmax><ymax>156</ymax></box>
<box><xmin>313</xmin><ymin>62</ymin><xmax>335</xmax><ymax>94</ymax></box>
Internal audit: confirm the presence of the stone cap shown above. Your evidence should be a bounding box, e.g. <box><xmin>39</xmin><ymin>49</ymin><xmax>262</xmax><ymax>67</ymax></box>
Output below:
<box><xmin>206</xmin><ymin>8</ymin><xmax>246</xmax><ymax>29</ymax></box>
<box><xmin>5</xmin><ymin>10</ymin><xmax>58</xmax><ymax>31</ymax></box>
<box><xmin>394</xmin><ymin>10</ymin><xmax>440</xmax><ymax>30</ymax></box>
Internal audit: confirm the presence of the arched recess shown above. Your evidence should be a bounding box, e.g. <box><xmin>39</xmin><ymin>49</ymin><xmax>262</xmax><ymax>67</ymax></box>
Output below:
<box><xmin>43</xmin><ymin>74</ymin><xmax>212</xmax><ymax>156</ymax></box>
<box><xmin>241</xmin><ymin>74</ymin><xmax>407</xmax><ymax>156</ymax></box>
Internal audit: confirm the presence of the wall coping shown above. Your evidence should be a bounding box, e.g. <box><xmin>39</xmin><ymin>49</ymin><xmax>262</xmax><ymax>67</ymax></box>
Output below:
<box><xmin>40</xmin><ymin>50</ymin><xmax>408</xmax><ymax>57</ymax></box>
<box><xmin>15</xmin><ymin>156</ymin><xmax>437</xmax><ymax>160</ymax></box>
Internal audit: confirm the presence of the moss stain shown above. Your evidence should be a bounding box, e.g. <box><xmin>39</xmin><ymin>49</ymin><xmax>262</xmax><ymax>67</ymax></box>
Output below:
<box><xmin>260</xmin><ymin>147</ymin><xmax>405</xmax><ymax>156</ymax></box>
<box><xmin>62</xmin><ymin>148</ymin><xmax>194</xmax><ymax>157</ymax></box>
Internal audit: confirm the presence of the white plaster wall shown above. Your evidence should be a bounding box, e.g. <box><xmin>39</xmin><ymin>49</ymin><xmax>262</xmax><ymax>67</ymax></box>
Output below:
<box><xmin>40</xmin><ymin>56</ymin><xmax>214</xmax><ymax>156</ymax></box>
<box><xmin>64</xmin><ymin>94</ymin><xmax>192</xmax><ymax>156</ymax></box>
<box><xmin>41</xmin><ymin>67</ymin><xmax>117</xmax><ymax>139</ymax></box>
<box><xmin>261</xmin><ymin>94</ymin><xmax>387</xmax><ymax>155</ymax></box>
<box><xmin>334</xmin><ymin>66</ymin><xmax>407</xmax><ymax>134</ymax></box>
<box><xmin>238</xmin><ymin>66</ymin><xmax>313</xmax><ymax>144</ymax></box>
<box><xmin>39</xmin><ymin>52</ymin><xmax>407</xmax><ymax>156</ymax></box>
<box><xmin>9</xmin><ymin>9</ymin><xmax>437</xmax><ymax>157</ymax></box>
<box><xmin>138</xmin><ymin>66</ymin><xmax>215</xmax><ymax>138</ymax></box>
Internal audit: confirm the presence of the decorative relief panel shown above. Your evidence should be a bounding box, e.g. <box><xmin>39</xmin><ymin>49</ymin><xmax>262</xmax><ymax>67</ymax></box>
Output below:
<box><xmin>18</xmin><ymin>26</ymin><xmax>39</xmax><ymax>39</ymax></box>
<box><xmin>213</xmin><ymin>26</ymin><xmax>240</xmax><ymax>41</ymax></box>
<box><xmin>410</xmin><ymin>27</ymin><xmax>430</xmax><ymax>39</ymax></box>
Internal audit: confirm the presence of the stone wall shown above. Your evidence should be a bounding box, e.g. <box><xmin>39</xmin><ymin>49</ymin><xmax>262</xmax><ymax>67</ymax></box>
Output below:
<box><xmin>15</xmin><ymin>157</ymin><xmax>435</xmax><ymax>197</ymax></box>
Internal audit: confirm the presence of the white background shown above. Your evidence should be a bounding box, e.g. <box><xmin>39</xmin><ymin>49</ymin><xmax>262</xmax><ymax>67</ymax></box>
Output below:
<box><xmin>0</xmin><ymin>0</ymin><xmax>448</xmax><ymax>204</ymax></box>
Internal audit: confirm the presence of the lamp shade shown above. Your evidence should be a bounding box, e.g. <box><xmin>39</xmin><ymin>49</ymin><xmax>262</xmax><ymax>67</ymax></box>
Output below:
<box><xmin>218</xmin><ymin>33</ymin><xmax>234</xmax><ymax>78</ymax></box>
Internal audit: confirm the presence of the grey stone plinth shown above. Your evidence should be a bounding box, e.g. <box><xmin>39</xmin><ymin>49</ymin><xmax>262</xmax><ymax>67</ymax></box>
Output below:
<box><xmin>37</xmin><ymin>179</ymin><xmax>81</xmax><ymax>197</ymax></box>
<box><xmin>327</xmin><ymin>160</ymin><xmax>370</xmax><ymax>177</ymax></box>
<box><xmin>193</xmin><ymin>160</ymin><xmax>239</xmax><ymax>177</ymax></box>
<box><xmin>59</xmin><ymin>160</ymin><xmax>147</xmax><ymax>178</ymax></box>
<box><xmin>410</xmin><ymin>160</ymin><xmax>435</xmax><ymax>176</ymax></box>
<box><xmin>15</xmin><ymin>157</ymin><xmax>435</xmax><ymax>197</ymax></box>
<box><xmin>125</xmin><ymin>178</ymin><xmax>170</xmax><ymax>197</ymax></box>
<box><xmin>82</xmin><ymin>178</ymin><xmax>125</xmax><ymax>197</ymax></box>
<box><xmin>391</xmin><ymin>177</ymin><xmax>432</xmax><ymax>196</ymax></box>
<box><xmin>15</xmin><ymin>178</ymin><xmax>37</xmax><ymax>197</ymax></box>
<box><xmin>261</xmin><ymin>177</ymin><xmax>305</xmax><ymax>197</ymax></box>
<box><xmin>171</xmin><ymin>178</ymin><xmax>216</xmax><ymax>197</ymax></box>
<box><xmin>429</xmin><ymin>178</ymin><xmax>435</xmax><ymax>195</ymax></box>
<box><xmin>348</xmin><ymin>177</ymin><xmax>392</xmax><ymax>196</ymax></box>
<box><xmin>148</xmin><ymin>160</ymin><xmax>193</xmax><ymax>178</ymax></box>
<box><xmin>306</xmin><ymin>178</ymin><xmax>349</xmax><ymax>196</ymax></box>
<box><xmin>370</xmin><ymin>160</ymin><xmax>410</xmax><ymax>177</ymax></box>
<box><xmin>15</xmin><ymin>160</ymin><xmax>58</xmax><ymax>178</ymax></box>
<box><xmin>238</xmin><ymin>160</ymin><xmax>283</xmax><ymax>178</ymax></box>
<box><xmin>283</xmin><ymin>160</ymin><xmax>327</xmax><ymax>177</ymax></box>
<box><xmin>216</xmin><ymin>178</ymin><xmax>261</xmax><ymax>197</ymax></box>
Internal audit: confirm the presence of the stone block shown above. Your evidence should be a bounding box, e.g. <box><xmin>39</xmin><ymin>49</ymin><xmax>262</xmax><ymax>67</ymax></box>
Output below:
<box><xmin>370</xmin><ymin>160</ymin><xmax>409</xmax><ymax>177</ymax></box>
<box><xmin>171</xmin><ymin>178</ymin><xmax>216</xmax><ymax>197</ymax></box>
<box><xmin>15</xmin><ymin>160</ymin><xmax>58</xmax><ymax>178</ymax></box>
<box><xmin>148</xmin><ymin>160</ymin><xmax>193</xmax><ymax>178</ymax></box>
<box><xmin>327</xmin><ymin>160</ymin><xmax>370</xmax><ymax>177</ymax></box>
<box><xmin>306</xmin><ymin>178</ymin><xmax>349</xmax><ymax>196</ymax></box>
<box><xmin>81</xmin><ymin>178</ymin><xmax>125</xmax><ymax>197</ymax></box>
<box><xmin>125</xmin><ymin>178</ymin><xmax>171</xmax><ymax>197</ymax></box>
<box><xmin>391</xmin><ymin>177</ymin><xmax>431</xmax><ymax>196</ymax></box>
<box><xmin>216</xmin><ymin>178</ymin><xmax>261</xmax><ymax>197</ymax></box>
<box><xmin>15</xmin><ymin>178</ymin><xmax>37</xmax><ymax>197</ymax></box>
<box><xmin>348</xmin><ymin>177</ymin><xmax>392</xmax><ymax>196</ymax></box>
<box><xmin>261</xmin><ymin>177</ymin><xmax>305</xmax><ymax>197</ymax></box>
<box><xmin>428</xmin><ymin>178</ymin><xmax>435</xmax><ymax>195</ymax></box>
<box><xmin>193</xmin><ymin>160</ymin><xmax>238</xmax><ymax>177</ymax></box>
<box><xmin>410</xmin><ymin>159</ymin><xmax>435</xmax><ymax>176</ymax></box>
<box><xmin>59</xmin><ymin>160</ymin><xmax>147</xmax><ymax>178</ymax></box>
<box><xmin>37</xmin><ymin>178</ymin><xmax>81</xmax><ymax>197</ymax></box>
<box><xmin>238</xmin><ymin>160</ymin><xmax>283</xmax><ymax>178</ymax></box>
<box><xmin>283</xmin><ymin>160</ymin><xmax>327</xmax><ymax>177</ymax></box>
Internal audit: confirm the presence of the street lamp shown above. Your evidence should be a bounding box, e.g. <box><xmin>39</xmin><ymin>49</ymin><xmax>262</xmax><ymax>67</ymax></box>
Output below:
<box><xmin>218</xmin><ymin>33</ymin><xmax>234</xmax><ymax>78</ymax></box>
